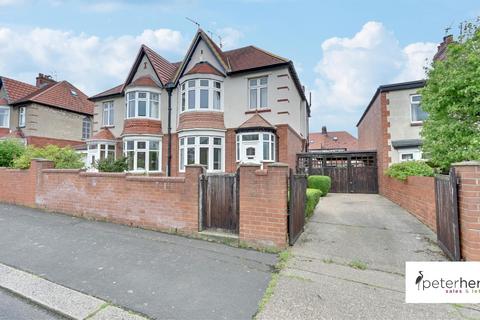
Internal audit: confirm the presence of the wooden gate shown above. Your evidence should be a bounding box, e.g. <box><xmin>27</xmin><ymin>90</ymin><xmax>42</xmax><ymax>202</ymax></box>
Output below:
<box><xmin>199</xmin><ymin>173</ymin><xmax>239</xmax><ymax>233</ymax></box>
<box><xmin>288</xmin><ymin>171</ymin><xmax>307</xmax><ymax>245</ymax></box>
<box><xmin>297</xmin><ymin>151</ymin><xmax>378</xmax><ymax>194</ymax></box>
<box><xmin>435</xmin><ymin>169</ymin><xmax>461</xmax><ymax>261</ymax></box>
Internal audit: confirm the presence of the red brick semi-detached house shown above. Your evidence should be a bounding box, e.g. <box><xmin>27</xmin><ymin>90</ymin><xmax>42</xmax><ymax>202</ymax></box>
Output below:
<box><xmin>88</xmin><ymin>28</ymin><xmax>310</xmax><ymax>175</ymax></box>
<box><xmin>0</xmin><ymin>73</ymin><xmax>94</xmax><ymax>147</ymax></box>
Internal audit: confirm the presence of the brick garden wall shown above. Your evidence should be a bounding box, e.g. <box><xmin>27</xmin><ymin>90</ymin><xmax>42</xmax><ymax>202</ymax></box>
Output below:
<box><xmin>382</xmin><ymin>176</ymin><xmax>437</xmax><ymax>231</ymax></box>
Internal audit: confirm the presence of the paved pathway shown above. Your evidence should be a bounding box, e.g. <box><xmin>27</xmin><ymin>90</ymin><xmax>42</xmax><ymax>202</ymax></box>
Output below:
<box><xmin>258</xmin><ymin>194</ymin><xmax>480</xmax><ymax>320</ymax></box>
<box><xmin>0</xmin><ymin>204</ymin><xmax>277</xmax><ymax>320</ymax></box>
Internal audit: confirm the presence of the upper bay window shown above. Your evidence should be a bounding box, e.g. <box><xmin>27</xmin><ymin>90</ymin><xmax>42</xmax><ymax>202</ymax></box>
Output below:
<box><xmin>181</xmin><ymin>79</ymin><xmax>222</xmax><ymax>112</ymax></box>
<box><xmin>124</xmin><ymin>138</ymin><xmax>161</xmax><ymax>172</ymax></box>
<box><xmin>102</xmin><ymin>101</ymin><xmax>114</xmax><ymax>126</ymax></box>
<box><xmin>179</xmin><ymin>134</ymin><xmax>224</xmax><ymax>172</ymax></box>
<box><xmin>410</xmin><ymin>94</ymin><xmax>428</xmax><ymax>123</ymax></box>
<box><xmin>249</xmin><ymin>76</ymin><xmax>268</xmax><ymax>109</ymax></box>
<box><xmin>0</xmin><ymin>106</ymin><xmax>10</xmax><ymax>128</ymax></box>
<box><xmin>125</xmin><ymin>90</ymin><xmax>160</xmax><ymax>120</ymax></box>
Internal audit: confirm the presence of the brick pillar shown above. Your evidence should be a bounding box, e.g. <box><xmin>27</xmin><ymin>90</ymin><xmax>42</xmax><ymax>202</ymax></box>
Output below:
<box><xmin>238</xmin><ymin>162</ymin><xmax>289</xmax><ymax>249</ymax></box>
<box><xmin>184</xmin><ymin>164</ymin><xmax>205</xmax><ymax>232</ymax></box>
<box><xmin>453</xmin><ymin>161</ymin><xmax>480</xmax><ymax>261</ymax></box>
<box><xmin>29</xmin><ymin>159</ymin><xmax>54</xmax><ymax>206</ymax></box>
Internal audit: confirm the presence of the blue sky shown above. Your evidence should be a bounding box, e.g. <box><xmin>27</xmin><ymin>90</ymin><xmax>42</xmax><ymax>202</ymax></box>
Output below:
<box><xmin>0</xmin><ymin>0</ymin><xmax>479</xmax><ymax>135</ymax></box>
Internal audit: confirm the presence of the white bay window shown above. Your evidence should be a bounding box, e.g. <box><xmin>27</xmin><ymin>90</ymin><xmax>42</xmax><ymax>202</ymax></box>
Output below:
<box><xmin>179</xmin><ymin>133</ymin><xmax>224</xmax><ymax>172</ymax></box>
<box><xmin>236</xmin><ymin>132</ymin><xmax>275</xmax><ymax>163</ymax></box>
<box><xmin>125</xmin><ymin>90</ymin><xmax>160</xmax><ymax>119</ymax></box>
<box><xmin>181</xmin><ymin>79</ymin><xmax>222</xmax><ymax>112</ymax></box>
<box><xmin>124</xmin><ymin>137</ymin><xmax>161</xmax><ymax>172</ymax></box>
<box><xmin>86</xmin><ymin>142</ymin><xmax>116</xmax><ymax>168</ymax></box>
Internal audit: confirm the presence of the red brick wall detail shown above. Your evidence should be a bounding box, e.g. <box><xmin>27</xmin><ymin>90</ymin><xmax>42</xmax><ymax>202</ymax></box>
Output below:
<box><xmin>454</xmin><ymin>164</ymin><xmax>480</xmax><ymax>261</ymax></box>
<box><xmin>382</xmin><ymin>176</ymin><xmax>436</xmax><ymax>231</ymax></box>
<box><xmin>225</xmin><ymin>129</ymin><xmax>237</xmax><ymax>173</ymax></box>
<box><xmin>177</xmin><ymin>112</ymin><xmax>225</xmax><ymax>131</ymax></box>
<box><xmin>238</xmin><ymin>164</ymin><xmax>288</xmax><ymax>248</ymax></box>
<box><xmin>0</xmin><ymin>128</ymin><xmax>9</xmax><ymax>138</ymax></box>
<box><xmin>27</xmin><ymin>136</ymin><xmax>84</xmax><ymax>148</ymax></box>
<box><xmin>122</xmin><ymin>119</ymin><xmax>162</xmax><ymax>135</ymax></box>
<box><xmin>276</xmin><ymin>124</ymin><xmax>305</xmax><ymax>170</ymax></box>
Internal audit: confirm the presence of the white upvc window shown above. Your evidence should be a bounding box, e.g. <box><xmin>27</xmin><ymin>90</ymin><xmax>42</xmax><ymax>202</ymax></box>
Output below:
<box><xmin>124</xmin><ymin>138</ymin><xmax>161</xmax><ymax>172</ymax></box>
<box><xmin>82</xmin><ymin>117</ymin><xmax>91</xmax><ymax>140</ymax></box>
<box><xmin>249</xmin><ymin>76</ymin><xmax>268</xmax><ymax>109</ymax></box>
<box><xmin>87</xmin><ymin>142</ymin><xmax>115</xmax><ymax>167</ymax></box>
<box><xmin>410</xmin><ymin>94</ymin><xmax>428</xmax><ymax>123</ymax></box>
<box><xmin>0</xmin><ymin>106</ymin><xmax>10</xmax><ymax>128</ymax></box>
<box><xmin>399</xmin><ymin>148</ymin><xmax>422</xmax><ymax>162</ymax></box>
<box><xmin>125</xmin><ymin>90</ymin><xmax>160</xmax><ymax>119</ymax></box>
<box><xmin>102</xmin><ymin>101</ymin><xmax>114</xmax><ymax>126</ymax></box>
<box><xmin>236</xmin><ymin>131</ymin><xmax>275</xmax><ymax>163</ymax></box>
<box><xmin>18</xmin><ymin>107</ymin><xmax>26</xmax><ymax>127</ymax></box>
<box><xmin>179</xmin><ymin>134</ymin><xmax>224</xmax><ymax>172</ymax></box>
<box><xmin>180</xmin><ymin>79</ymin><xmax>223</xmax><ymax>112</ymax></box>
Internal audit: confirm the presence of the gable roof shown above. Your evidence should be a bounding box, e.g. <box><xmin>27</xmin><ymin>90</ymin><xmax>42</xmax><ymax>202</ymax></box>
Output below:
<box><xmin>356</xmin><ymin>80</ymin><xmax>425</xmax><ymax>127</ymax></box>
<box><xmin>90</xmin><ymin>127</ymin><xmax>116</xmax><ymax>141</ymax></box>
<box><xmin>128</xmin><ymin>75</ymin><xmax>161</xmax><ymax>88</ymax></box>
<box><xmin>0</xmin><ymin>76</ymin><xmax>38</xmax><ymax>104</ymax></box>
<box><xmin>309</xmin><ymin>131</ymin><xmax>358</xmax><ymax>151</ymax></box>
<box><xmin>185</xmin><ymin>61</ymin><xmax>225</xmax><ymax>77</ymax></box>
<box><xmin>12</xmin><ymin>81</ymin><xmax>94</xmax><ymax>115</ymax></box>
<box><xmin>89</xmin><ymin>83</ymin><xmax>124</xmax><ymax>100</ymax></box>
<box><xmin>238</xmin><ymin>113</ymin><xmax>275</xmax><ymax>129</ymax></box>
<box><xmin>224</xmin><ymin>45</ymin><xmax>288</xmax><ymax>73</ymax></box>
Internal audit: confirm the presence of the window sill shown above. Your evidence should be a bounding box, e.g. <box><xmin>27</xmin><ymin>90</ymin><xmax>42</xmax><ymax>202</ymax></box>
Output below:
<box><xmin>124</xmin><ymin>117</ymin><xmax>161</xmax><ymax>121</ymax></box>
<box><xmin>245</xmin><ymin>108</ymin><xmax>271</xmax><ymax>114</ymax></box>
<box><xmin>410</xmin><ymin>122</ymin><xmax>423</xmax><ymax>127</ymax></box>
<box><xmin>101</xmin><ymin>125</ymin><xmax>115</xmax><ymax>129</ymax></box>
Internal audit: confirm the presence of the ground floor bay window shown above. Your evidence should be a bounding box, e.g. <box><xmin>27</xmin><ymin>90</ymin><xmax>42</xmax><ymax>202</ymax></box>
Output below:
<box><xmin>179</xmin><ymin>132</ymin><xmax>224</xmax><ymax>172</ymax></box>
<box><xmin>86</xmin><ymin>142</ymin><xmax>116</xmax><ymax>168</ymax></box>
<box><xmin>123</xmin><ymin>137</ymin><xmax>161</xmax><ymax>172</ymax></box>
<box><xmin>236</xmin><ymin>131</ymin><xmax>275</xmax><ymax>164</ymax></box>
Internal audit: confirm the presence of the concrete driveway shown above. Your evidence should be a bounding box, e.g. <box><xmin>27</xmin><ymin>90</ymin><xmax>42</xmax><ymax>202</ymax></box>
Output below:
<box><xmin>0</xmin><ymin>204</ymin><xmax>276</xmax><ymax>320</ymax></box>
<box><xmin>258</xmin><ymin>194</ymin><xmax>480</xmax><ymax>320</ymax></box>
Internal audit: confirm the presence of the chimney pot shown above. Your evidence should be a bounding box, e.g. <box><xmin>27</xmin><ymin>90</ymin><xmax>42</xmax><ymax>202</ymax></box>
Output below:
<box><xmin>321</xmin><ymin>126</ymin><xmax>327</xmax><ymax>135</ymax></box>
<box><xmin>36</xmin><ymin>73</ymin><xmax>56</xmax><ymax>88</ymax></box>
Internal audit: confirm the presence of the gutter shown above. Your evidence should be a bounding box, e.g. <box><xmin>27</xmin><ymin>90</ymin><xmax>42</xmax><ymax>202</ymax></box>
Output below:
<box><xmin>165</xmin><ymin>82</ymin><xmax>176</xmax><ymax>176</ymax></box>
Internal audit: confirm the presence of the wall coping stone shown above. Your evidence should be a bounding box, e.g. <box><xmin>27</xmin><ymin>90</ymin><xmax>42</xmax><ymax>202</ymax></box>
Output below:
<box><xmin>452</xmin><ymin>161</ymin><xmax>480</xmax><ymax>167</ymax></box>
<box><xmin>126</xmin><ymin>176</ymin><xmax>185</xmax><ymax>183</ymax></box>
<box><xmin>267</xmin><ymin>162</ymin><xmax>289</xmax><ymax>168</ymax></box>
<box><xmin>239</xmin><ymin>163</ymin><xmax>261</xmax><ymax>168</ymax></box>
<box><xmin>79</xmin><ymin>172</ymin><xmax>126</xmax><ymax>177</ymax></box>
<box><xmin>43</xmin><ymin>169</ymin><xmax>82</xmax><ymax>174</ymax></box>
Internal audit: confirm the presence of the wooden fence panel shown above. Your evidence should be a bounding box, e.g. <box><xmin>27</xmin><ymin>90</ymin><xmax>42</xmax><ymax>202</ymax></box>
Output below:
<box><xmin>289</xmin><ymin>171</ymin><xmax>307</xmax><ymax>245</ymax></box>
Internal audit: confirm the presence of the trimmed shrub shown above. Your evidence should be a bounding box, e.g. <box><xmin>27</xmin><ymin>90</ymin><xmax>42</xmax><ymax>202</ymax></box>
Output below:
<box><xmin>13</xmin><ymin>145</ymin><xmax>84</xmax><ymax>169</ymax></box>
<box><xmin>95</xmin><ymin>157</ymin><xmax>128</xmax><ymax>172</ymax></box>
<box><xmin>385</xmin><ymin>160</ymin><xmax>435</xmax><ymax>181</ymax></box>
<box><xmin>306</xmin><ymin>188</ymin><xmax>322</xmax><ymax>218</ymax></box>
<box><xmin>0</xmin><ymin>139</ymin><xmax>25</xmax><ymax>167</ymax></box>
<box><xmin>307</xmin><ymin>175</ymin><xmax>331</xmax><ymax>196</ymax></box>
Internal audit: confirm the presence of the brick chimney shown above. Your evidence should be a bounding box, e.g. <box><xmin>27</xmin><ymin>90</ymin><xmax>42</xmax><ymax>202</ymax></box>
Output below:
<box><xmin>321</xmin><ymin>126</ymin><xmax>327</xmax><ymax>135</ymax></box>
<box><xmin>36</xmin><ymin>73</ymin><xmax>56</xmax><ymax>88</ymax></box>
<box><xmin>433</xmin><ymin>35</ymin><xmax>453</xmax><ymax>62</ymax></box>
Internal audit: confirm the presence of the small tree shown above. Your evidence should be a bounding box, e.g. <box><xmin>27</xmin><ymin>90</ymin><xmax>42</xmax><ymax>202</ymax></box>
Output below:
<box><xmin>95</xmin><ymin>157</ymin><xmax>128</xmax><ymax>172</ymax></box>
<box><xmin>13</xmin><ymin>145</ymin><xmax>84</xmax><ymax>169</ymax></box>
<box><xmin>420</xmin><ymin>19</ymin><xmax>480</xmax><ymax>171</ymax></box>
<box><xmin>0</xmin><ymin>139</ymin><xmax>25</xmax><ymax>167</ymax></box>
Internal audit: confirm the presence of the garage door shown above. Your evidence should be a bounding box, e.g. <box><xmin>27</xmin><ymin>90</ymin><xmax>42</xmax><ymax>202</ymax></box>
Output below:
<box><xmin>297</xmin><ymin>151</ymin><xmax>378</xmax><ymax>194</ymax></box>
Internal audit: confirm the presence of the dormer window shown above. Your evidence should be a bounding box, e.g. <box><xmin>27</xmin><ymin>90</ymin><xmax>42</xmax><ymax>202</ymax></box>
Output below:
<box><xmin>125</xmin><ymin>90</ymin><xmax>161</xmax><ymax>120</ymax></box>
<box><xmin>181</xmin><ymin>79</ymin><xmax>222</xmax><ymax>112</ymax></box>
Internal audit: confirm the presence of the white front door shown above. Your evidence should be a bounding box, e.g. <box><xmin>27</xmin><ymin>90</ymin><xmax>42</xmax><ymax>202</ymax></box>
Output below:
<box><xmin>241</xmin><ymin>141</ymin><xmax>261</xmax><ymax>163</ymax></box>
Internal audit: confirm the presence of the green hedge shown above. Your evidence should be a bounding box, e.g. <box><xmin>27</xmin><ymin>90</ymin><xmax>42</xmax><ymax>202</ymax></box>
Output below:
<box><xmin>385</xmin><ymin>161</ymin><xmax>435</xmax><ymax>181</ymax></box>
<box><xmin>0</xmin><ymin>139</ymin><xmax>25</xmax><ymax>167</ymax></box>
<box><xmin>13</xmin><ymin>145</ymin><xmax>84</xmax><ymax>169</ymax></box>
<box><xmin>307</xmin><ymin>175</ymin><xmax>331</xmax><ymax>196</ymax></box>
<box><xmin>306</xmin><ymin>188</ymin><xmax>322</xmax><ymax>218</ymax></box>
<box><xmin>95</xmin><ymin>157</ymin><xmax>128</xmax><ymax>172</ymax></box>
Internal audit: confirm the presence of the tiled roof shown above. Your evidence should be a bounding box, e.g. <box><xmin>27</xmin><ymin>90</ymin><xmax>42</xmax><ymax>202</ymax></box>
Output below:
<box><xmin>129</xmin><ymin>75</ymin><xmax>161</xmax><ymax>88</ymax></box>
<box><xmin>142</xmin><ymin>45</ymin><xmax>178</xmax><ymax>85</ymax></box>
<box><xmin>90</xmin><ymin>127</ymin><xmax>116</xmax><ymax>140</ymax></box>
<box><xmin>224</xmin><ymin>46</ymin><xmax>288</xmax><ymax>73</ymax></box>
<box><xmin>185</xmin><ymin>62</ymin><xmax>225</xmax><ymax>77</ymax></box>
<box><xmin>0</xmin><ymin>76</ymin><xmax>38</xmax><ymax>104</ymax></box>
<box><xmin>238</xmin><ymin>114</ymin><xmax>275</xmax><ymax>129</ymax></box>
<box><xmin>309</xmin><ymin>131</ymin><xmax>358</xmax><ymax>151</ymax></box>
<box><xmin>13</xmin><ymin>81</ymin><xmax>94</xmax><ymax>115</ymax></box>
<box><xmin>89</xmin><ymin>84</ymin><xmax>123</xmax><ymax>100</ymax></box>
<box><xmin>0</xmin><ymin>98</ymin><xmax>8</xmax><ymax>105</ymax></box>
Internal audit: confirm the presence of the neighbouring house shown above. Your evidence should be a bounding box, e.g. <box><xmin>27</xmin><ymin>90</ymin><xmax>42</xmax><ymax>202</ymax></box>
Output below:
<box><xmin>0</xmin><ymin>73</ymin><xmax>94</xmax><ymax>147</ymax></box>
<box><xmin>88</xmin><ymin>28</ymin><xmax>310</xmax><ymax>175</ymax></box>
<box><xmin>309</xmin><ymin>126</ymin><xmax>358</xmax><ymax>152</ymax></box>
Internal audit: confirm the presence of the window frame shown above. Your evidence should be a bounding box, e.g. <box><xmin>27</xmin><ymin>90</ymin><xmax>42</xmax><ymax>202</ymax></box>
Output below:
<box><xmin>236</xmin><ymin>131</ymin><xmax>275</xmax><ymax>163</ymax></box>
<box><xmin>124</xmin><ymin>88</ymin><xmax>162</xmax><ymax>120</ymax></box>
<box><xmin>398</xmin><ymin>148</ymin><xmax>422</xmax><ymax>162</ymax></box>
<box><xmin>178</xmin><ymin>132</ymin><xmax>225</xmax><ymax>172</ymax></box>
<box><xmin>123</xmin><ymin>137</ymin><xmax>162</xmax><ymax>172</ymax></box>
<box><xmin>18</xmin><ymin>106</ymin><xmax>26</xmax><ymax>128</ymax></box>
<box><xmin>0</xmin><ymin>106</ymin><xmax>10</xmax><ymax>128</ymax></box>
<box><xmin>87</xmin><ymin>142</ymin><xmax>116</xmax><ymax>168</ymax></box>
<box><xmin>102</xmin><ymin>101</ymin><xmax>114</xmax><ymax>127</ymax></box>
<box><xmin>180</xmin><ymin>78</ymin><xmax>223</xmax><ymax>113</ymax></box>
<box><xmin>410</xmin><ymin>94</ymin><xmax>427</xmax><ymax>124</ymax></box>
<box><xmin>82</xmin><ymin>117</ymin><xmax>91</xmax><ymax>140</ymax></box>
<box><xmin>248</xmin><ymin>76</ymin><xmax>268</xmax><ymax>110</ymax></box>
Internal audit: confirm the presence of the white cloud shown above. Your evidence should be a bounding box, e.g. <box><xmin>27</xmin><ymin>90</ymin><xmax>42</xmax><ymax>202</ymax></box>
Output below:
<box><xmin>0</xmin><ymin>27</ymin><xmax>186</xmax><ymax>95</ymax></box>
<box><xmin>216</xmin><ymin>27</ymin><xmax>244</xmax><ymax>49</ymax></box>
<box><xmin>0</xmin><ymin>0</ymin><xmax>20</xmax><ymax>6</ymax></box>
<box><xmin>311</xmin><ymin>21</ymin><xmax>436</xmax><ymax>134</ymax></box>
